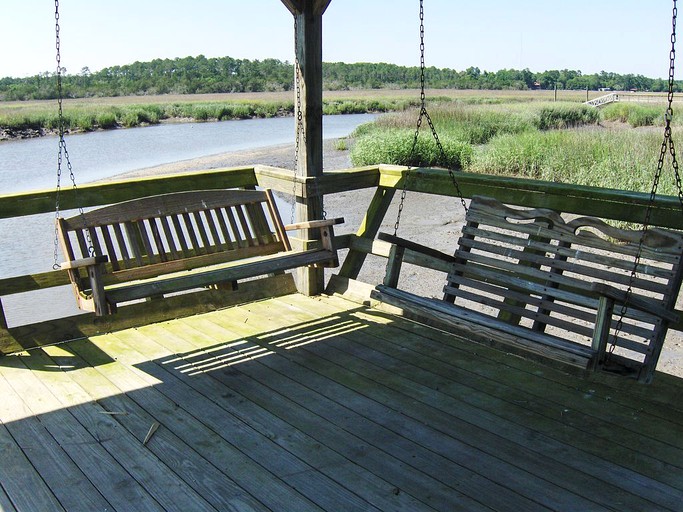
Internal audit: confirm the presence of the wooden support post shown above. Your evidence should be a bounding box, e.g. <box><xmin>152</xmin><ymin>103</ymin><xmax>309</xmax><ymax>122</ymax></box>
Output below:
<box><xmin>282</xmin><ymin>0</ymin><xmax>331</xmax><ymax>296</ymax></box>
<box><xmin>338</xmin><ymin>186</ymin><xmax>396</xmax><ymax>279</ymax></box>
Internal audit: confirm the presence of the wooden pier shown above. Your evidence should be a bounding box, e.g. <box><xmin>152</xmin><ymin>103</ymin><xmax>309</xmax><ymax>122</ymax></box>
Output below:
<box><xmin>1</xmin><ymin>291</ymin><xmax>682</xmax><ymax>511</ymax></box>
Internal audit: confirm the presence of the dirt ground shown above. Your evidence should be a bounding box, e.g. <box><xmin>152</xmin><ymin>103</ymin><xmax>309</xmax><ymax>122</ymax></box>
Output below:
<box><xmin>112</xmin><ymin>140</ymin><xmax>683</xmax><ymax>379</ymax></box>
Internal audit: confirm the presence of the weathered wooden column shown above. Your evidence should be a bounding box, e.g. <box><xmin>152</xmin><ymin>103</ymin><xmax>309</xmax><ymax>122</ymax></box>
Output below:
<box><xmin>281</xmin><ymin>0</ymin><xmax>331</xmax><ymax>295</ymax></box>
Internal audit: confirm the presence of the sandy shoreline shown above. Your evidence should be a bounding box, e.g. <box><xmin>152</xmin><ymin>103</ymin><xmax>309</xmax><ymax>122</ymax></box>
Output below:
<box><xmin>110</xmin><ymin>138</ymin><xmax>683</xmax><ymax>379</ymax></box>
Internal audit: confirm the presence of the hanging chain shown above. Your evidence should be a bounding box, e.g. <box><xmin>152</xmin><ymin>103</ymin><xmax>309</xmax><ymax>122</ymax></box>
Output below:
<box><xmin>53</xmin><ymin>0</ymin><xmax>93</xmax><ymax>270</ymax></box>
<box><xmin>393</xmin><ymin>0</ymin><xmax>467</xmax><ymax>236</ymax></box>
<box><xmin>291</xmin><ymin>14</ymin><xmax>326</xmax><ymax>224</ymax></box>
<box><xmin>291</xmin><ymin>14</ymin><xmax>303</xmax><ymax>224</ymax></box>
<box><xmin>609</xmin><ymin>0</ymin><xmax>681</xmax><ymax>357</ymax></box>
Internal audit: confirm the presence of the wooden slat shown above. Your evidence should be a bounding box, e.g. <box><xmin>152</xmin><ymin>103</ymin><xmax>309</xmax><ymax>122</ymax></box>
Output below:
<box><xmin>0</xmin><ymin>423</ymin><xmax>66</xmax><ymax>512</ymax></box>
<box><xmin>0</xmin><ymin>376</ymin><xmax>114</xmax><ymax>511</ymax></box>
<box><xmin>171</xmin><ymin>215</ymin><xmax>191</xmax><ymax>257</ymax></box>
<box><xmin>203</xmin><ymin>210</ymin><xmax>224</xmax><ymax>251</ymax></box>
<box><xmin>101</xmin><ymin>242</ymin><xmax>284</xmax><ymax>285</ymax></box>
<box><xmin>100</xmin><ymin>225</ymin><xmax>121</xmax><ymax>271</ymax></box>
<box><xmin>225</xmin><ymin>207</ymin><xmax>246</xmax><ymax>248</ymax></box>
<box><xmin>181</xmin><ymin>212</ymin><xmax>203</xmax><ymax>255</ymax></box>
<box><xmin>236</xmin><ymin>205</ymin><xmax>256</xmax><ymax>246</ymax></box>
<box><xmin>460</xmin><ymin>226</ymin><xmax>676</xmax><ymax>285</ymax></box>
<box><xmin>192</xmin><ymin>211</ymin><xmax>213</xmax><ymax>253</ymax></box>
<box><xmin>374</xmin><ymin>286</ymin><xmax>595</xmax><ymax>362</ymax></box>
<box><xmin>159</xmin><ymin>215</ymin><xmax>180</xmax><ymax>260</ymax></box>
<box><xmin>124</xmin><ymin>221</ymin><xmax>144</xmax><ymax>267</ymax></box>
<box><xmin>106</xmin><ymin>249</ymin><xmax>336</xmax><ymax>304</ymax></box>
<box><xmin>214</xmin><ymin>208</ymin><xmax>235</xmax><ymax>250</ymax></box>
<box><xmin>137</xmin><ymin>220</ymin><xmax>157</xmax><ymax>264</ymax></box>
<box><xmin>112</xmin><ymin>223</ymin><xmax>132</xmax><ymax>269</ymax></box>
<box><xmin>148</xmin><ymin>218</ymin><xmax>168</xmax><ymax>263</ymax></box>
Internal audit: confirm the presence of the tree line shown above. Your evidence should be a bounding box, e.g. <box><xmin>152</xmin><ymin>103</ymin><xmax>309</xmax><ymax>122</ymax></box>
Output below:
<box><xmin>0</xmin><ymin>54</ymin><xmax>676</xmax><ymax>101</ymax></box>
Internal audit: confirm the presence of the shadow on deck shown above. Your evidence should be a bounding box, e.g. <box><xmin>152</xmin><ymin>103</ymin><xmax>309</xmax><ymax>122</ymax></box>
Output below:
<box><xmin>1</xmin><ymin>293</ymin><xmax>682</xmax><ymax>511</ymax></box>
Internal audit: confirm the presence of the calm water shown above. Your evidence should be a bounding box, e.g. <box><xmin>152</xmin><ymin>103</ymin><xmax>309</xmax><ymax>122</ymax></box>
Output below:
<box><xmin>1</xmin><ymin>113</ymin><xmax>375</xmax><ymax>326</ymax></box>
<box><xmin>1</xmin><ymin>113</ymin><xmax>376</xmax><ymax>194</ymax></box>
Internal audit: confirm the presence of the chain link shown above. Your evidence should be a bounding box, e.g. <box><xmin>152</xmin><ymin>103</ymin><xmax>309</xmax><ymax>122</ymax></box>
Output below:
<box><xmin>609</xmin><ymin>0</ymin><xmax>681</xmax><ymax>358</ymax></box>
<box><xmin>291</xmin><ymin>14</ymin><xmax>303</xmax><ymax>224</ymax></box>
<box><xmin>53</xmin><ymin>0</ymin><xmax>93</xmax><ymax>270</ymax></box>
<box><xmin>393</xmin><ymin>0</ymin><xmax>466</xmax><ymax>236</ymax></box>
<box><xmin>291</xmin><ymin>14</ymin><xmax>326</xmax><ymax>225</ymax></box>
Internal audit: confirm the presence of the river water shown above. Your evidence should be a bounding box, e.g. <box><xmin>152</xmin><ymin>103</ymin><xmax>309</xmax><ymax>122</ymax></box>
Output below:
<box><xmin>0</xmin><ymin>113</ymin><xmax>375</xmax><ymax>326</ymax></box>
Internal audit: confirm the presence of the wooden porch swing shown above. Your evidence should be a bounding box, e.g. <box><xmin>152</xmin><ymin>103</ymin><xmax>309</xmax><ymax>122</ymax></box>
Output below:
<box><xmin>335</xmin><ymin>0</ymin><xmax>683</xmax><ymax>383</ymax></box>
<box><xmin>53</xmin><ymin>0</ymin><xmax>342</xmax><ymax>317</ymax></box>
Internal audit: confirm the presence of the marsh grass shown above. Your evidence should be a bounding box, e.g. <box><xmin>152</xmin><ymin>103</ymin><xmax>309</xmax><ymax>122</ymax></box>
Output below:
<box><xmin>602</xmin><ymin>103</ymin><xmax>665</xmax><ymax>127</ymax></box>
<box><xmin>351</xmin><ymin>100</ymin><xmax>677</xmax><ymax>195</ymax></box>
<box><xmin>351</xmin><ymin>102</ymin><xmax>601</xmax><ymax>167</ymax></box>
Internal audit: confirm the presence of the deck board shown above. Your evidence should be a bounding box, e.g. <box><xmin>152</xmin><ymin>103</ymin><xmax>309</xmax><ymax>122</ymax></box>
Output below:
<box><xmin>0</xmin><ymin>292</ymin><xmax>682</xmax><ymax>512</ymax></box>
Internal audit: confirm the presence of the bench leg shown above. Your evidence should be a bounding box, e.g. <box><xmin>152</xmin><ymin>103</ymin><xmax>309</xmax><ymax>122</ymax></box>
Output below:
<box><xmin>591</xmin><ymin>295</ymin><xmax>615</xmax><ymax>370</ymax></box>
<box><xmin>384</xmin><ymin>245</ymin><xmax>405</xmax><ymax>288</ymax></box>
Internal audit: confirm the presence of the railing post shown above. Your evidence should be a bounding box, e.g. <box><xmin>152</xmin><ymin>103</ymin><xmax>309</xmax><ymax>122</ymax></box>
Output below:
<box><xmin>283</xmin><ymin>0</ymin><xmax>332</xmax><ymax>295</ymax></box>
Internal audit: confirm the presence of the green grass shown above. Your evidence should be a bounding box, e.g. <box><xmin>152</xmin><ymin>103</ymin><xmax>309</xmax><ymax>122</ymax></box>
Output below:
<box><xmin>350</xmin><ymin>100</ymin><xmax>678</xmax><ymax>195</ymax></box>
<box><xmin>0</xmin><ymin>95</ymin><xmax>452</xmax><ymax>134</ymax></box>
<box><xmin>351</xmin><ymin>129</ymin><xmax>473</xmax><ymax>169</ymax></box>
<box><xmin>602</xmin><ymin>103</ymin><xmax>665</xmax><ymax>127</ymax></box>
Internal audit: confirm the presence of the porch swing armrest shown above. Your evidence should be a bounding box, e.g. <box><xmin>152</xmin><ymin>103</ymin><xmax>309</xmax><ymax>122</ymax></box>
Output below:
<box><xmin>59</xmin><ymin>255</ymin><xmax>109</xmax><ymax>270</ymax></box>
<box><xmin>591</xmin><ymin>283</ymin><xmax>678</xmax><ymax>322</ymax></box>
<box><xmin>377</xmin><ymin>232</ymin><xmax>457</xmax><ymax>264</ymax></box>
<box><xmin>284</xmin><ymin>217</ymin><xmax>345</xmax><ymax>231</ymax></box>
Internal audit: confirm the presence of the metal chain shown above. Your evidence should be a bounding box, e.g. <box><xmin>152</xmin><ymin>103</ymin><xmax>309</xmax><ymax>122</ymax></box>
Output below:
<box><xmin>53</xmin><ymin>0</ymin><xmax>93</xmax><ymax>270</ymax></box>
<box><xmin>393</xmin><ymin>0</ymin><xmax>466</xmax><ymax>236</ymax></box>
<box><xmin>609</xmin><ymin>0</ymin><xmax>680</xmax><ymax>357</ymax></box>
<box><xmin>291</xmin><ymin>14</ymin><xmax>326</xmax><ymax>224</ymax></box>
<box><xmin>291</xmin><ymin>18</ymin><xmax>303</xmax><ymax>224</ymax></box>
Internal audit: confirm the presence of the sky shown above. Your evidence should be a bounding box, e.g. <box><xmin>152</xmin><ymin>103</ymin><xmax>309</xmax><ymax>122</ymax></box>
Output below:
<box><xmin>0</xmin><ymin>1</ymin><xmax>676</xmax><ymax>80</ymax></box>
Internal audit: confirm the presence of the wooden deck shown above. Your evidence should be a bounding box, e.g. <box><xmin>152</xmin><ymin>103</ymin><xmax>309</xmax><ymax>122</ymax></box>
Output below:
<box><xmin>1</xmin><ymin>292</ymin><xmax>682</xmax><ymax>512</ymax></box>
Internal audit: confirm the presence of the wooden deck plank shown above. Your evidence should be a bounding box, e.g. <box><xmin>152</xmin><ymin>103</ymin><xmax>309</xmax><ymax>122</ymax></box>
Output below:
<box><xmin>322</xmin><ymin>291</ymin><xmax>683</xmax><ymax>431</ymax></box>
<box><xmin>0</xmin><ymin>482</ymin><xmax>18</xmax><ymax>512</ymax></box>
<box><xmin>209</xmin><ymin>298</ymin><xmax>626</xmax><ymax>512</ymax></box>
<box><xmin>278</xmin><ymin>294</ymin><xmax>683</xmax><ymax>505</ymax></box>
<box><xmin>1</xmin><ymin>292</ymin><xmax>682</xmax><ymax>512</ymax></box>
<box><xmin>0</xmin><ymin>378</ymin><xmax>114</xmax><ymax>512</ymax></box>
<box><xmin>64</xmin><ymin>337</ymin><xmax>316</xmax><ymax>512</ymax></box>
<box><xmin>9</xmin><ymin>354</ymin><xmax>220</xmax><ymax>512</ymax></box>
<box><xmin>318</xmin><ymin>293</ymin><xmax>683</xmax><ymax>502</ymax></box>
<box><xmin>109</xmin><ymin>326</ymin><xmax>400</xmax><ymax>512</ymax></box>
<box><xmin>0</xmin><ymin>360</ymin><xmax>165</xmax><ymax>512</ymax></box>
<box><xmin>0</xmin><ymin>421</ymin><xmax>66</xmax><ymax>512</ymax></box>
<box><xmin>25</xmin><ymin>344</ymin><xmax>270</xmax><ymax>512</ymax></box>
<box><xmin>91</xmin><ymin>328</ymin><xmax>357</xmax><ymax>512</ymax></box>
<box><xmin>142</xmin><ymin>318</ymin><xmax>467</xmax><ymax>512</ymax></box>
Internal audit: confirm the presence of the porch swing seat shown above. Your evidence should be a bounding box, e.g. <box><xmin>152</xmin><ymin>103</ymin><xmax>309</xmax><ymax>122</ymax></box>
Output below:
<box><xmin>57</xmin><ymin>188</ymin><xmax>343</xmax><ymax>316</ymax></box>
<box><xmin>372</xmin><ymin>196</ymin><xmax>683</xmax><ymax>383</ymax></box>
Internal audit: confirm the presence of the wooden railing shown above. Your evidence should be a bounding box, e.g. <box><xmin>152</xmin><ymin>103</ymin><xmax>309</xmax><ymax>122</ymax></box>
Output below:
<box><xmin>2</xmin><ymin>163</ymin><xmax>683</xmax><ymax>354</ymax></box>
